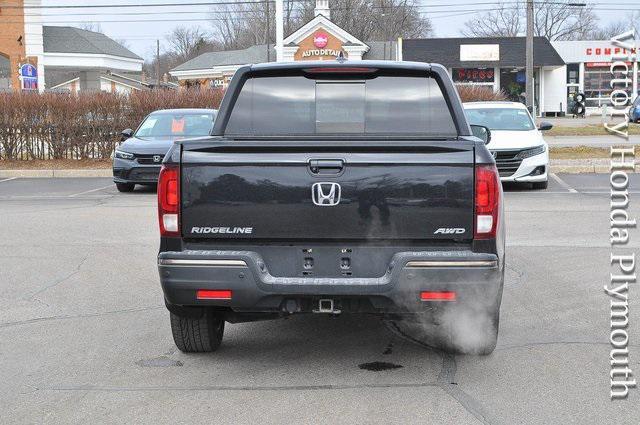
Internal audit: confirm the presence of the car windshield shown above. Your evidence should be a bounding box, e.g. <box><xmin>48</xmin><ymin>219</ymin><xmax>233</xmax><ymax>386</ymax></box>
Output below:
<box><xmin>465</xmin><ymin>107</ymin><xmax>535</xmax><ymax>131</ymax></box>
<box><xmin>135</xmin><ymin>112</ymin><xmax>215</xmax><ymax>138</ymax></box>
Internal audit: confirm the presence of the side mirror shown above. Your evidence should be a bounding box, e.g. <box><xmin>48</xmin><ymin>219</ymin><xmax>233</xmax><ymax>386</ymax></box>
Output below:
<box><xmin>121</xmin><ymin>129</ymin><xmax>133</xmax><ymax>141</ymax></box>
<box><xmin>538</xmin><ymin>122</ymin><xmax>553</xmax><ymax>131</ymax></box>
<box><xmin>470</xmin><ymin>124</ymin><xmax>492</xmax><ymax>144</ymax></box>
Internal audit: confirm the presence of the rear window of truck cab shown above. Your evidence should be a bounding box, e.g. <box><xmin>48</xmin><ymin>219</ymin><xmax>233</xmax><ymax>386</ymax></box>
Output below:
<box><xmin>225</xmin><ymin>75</ymin><xmax>457</xmax><ymax>136</ymax></box>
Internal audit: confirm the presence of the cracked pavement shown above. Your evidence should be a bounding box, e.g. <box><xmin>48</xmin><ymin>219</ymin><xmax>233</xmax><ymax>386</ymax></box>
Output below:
<box><xmin>1</xmin><ymin>176</ymin><xmax>639</xmax><ymax>424</ymax></box>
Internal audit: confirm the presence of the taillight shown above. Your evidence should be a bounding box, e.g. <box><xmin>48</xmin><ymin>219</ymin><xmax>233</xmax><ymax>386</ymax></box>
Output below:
<box><xmin>158</xmin><ymin>164</ymin><xmax>180</xmax><ymax>237</ymax></box>
<box><xmin>474</xmin><ymin>164</ymin><xmax>500</xmax><ymax>239</ymax></box>
<box><xmin>420</xmin><ymin>291</ymin><xmax>456</xmax><ymax>301</ymax></box>
<box><xmin>196</xmin><ymin>290</ymin><xmax>232</xmax><ymax>300</ymax></box>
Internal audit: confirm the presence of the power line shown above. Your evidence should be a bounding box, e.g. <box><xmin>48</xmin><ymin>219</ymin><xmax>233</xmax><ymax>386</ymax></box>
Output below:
<box><xmin>0</xmin><ymin>6</ymin><xmax>523</xmax><ymax>24</ymax></box>
<box><xmin>1</xmin><ymin>6</ymin><xmax>638</xmax><ymax>25</ymax></box>
<box><xmin>0</xmin><ymin>0</ymin><xmax>634</xmax><ymax>9</ymax></box>
<box><xmin>0</xmin><ymin>0</ymin><xmax>271</xmax><ymax>9</ymax></box>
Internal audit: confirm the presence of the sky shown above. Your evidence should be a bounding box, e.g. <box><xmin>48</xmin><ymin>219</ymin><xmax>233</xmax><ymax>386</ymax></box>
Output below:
<box><xmin>33</xmin><ymin>0</ymin><xmax>639</xmax><ymax>61</ymax></box>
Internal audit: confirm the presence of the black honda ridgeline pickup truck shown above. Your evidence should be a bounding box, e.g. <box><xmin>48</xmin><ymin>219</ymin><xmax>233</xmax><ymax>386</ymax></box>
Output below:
<box><xmin>157</xmin><ymin>61</ymin><xmax>505</xmax><ymax>355</ymax></box>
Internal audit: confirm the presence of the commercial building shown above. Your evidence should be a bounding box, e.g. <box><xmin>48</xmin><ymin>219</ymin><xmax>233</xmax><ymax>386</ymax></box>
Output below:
<box><xmin>552</xmin><ymin>40</ymin><xmax>639</xmax><ymax>115</ymax></box>
<box><xmin>0</xmin><ymin>0</ymin><xmax>143</xmax><ymax>92</ymax></box>
<box><xmin>401</xmin><ymin>37</ymin><xmax>567</xmax><ymax>117</ymax></box>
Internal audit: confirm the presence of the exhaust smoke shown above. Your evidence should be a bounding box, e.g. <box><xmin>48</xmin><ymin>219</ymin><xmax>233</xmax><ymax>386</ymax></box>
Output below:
<box><xmin>388</xmin><ymin>284</ymin><xmax>501</xmax><ymax>355</ymax></box>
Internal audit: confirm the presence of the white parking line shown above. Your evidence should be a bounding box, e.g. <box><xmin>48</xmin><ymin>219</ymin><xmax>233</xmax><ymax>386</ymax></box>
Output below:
<box><xmin>549</xmin><ymin>173</ymin><xmax>578</xmax><ymax>193</ymax></box>
<box><xmin>68</xmin><ymin>184</ymin><xmax>114</xmax><ymax>198</ymax></box>
<box><xmin>0</xmin><ymin>177</ymin><xmax>18</xmax><ymax>183</ymax></box>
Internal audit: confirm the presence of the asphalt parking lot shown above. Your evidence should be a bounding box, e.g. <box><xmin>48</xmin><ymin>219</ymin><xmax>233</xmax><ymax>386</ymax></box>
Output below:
<box><xmin>1</xmin><ymin>174</ymin><xmax>639</xmax><ymax>424</ymax></box>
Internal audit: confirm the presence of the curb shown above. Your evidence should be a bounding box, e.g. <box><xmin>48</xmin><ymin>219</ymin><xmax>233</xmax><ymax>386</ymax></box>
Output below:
<box><xmin>0</xmin><ymin>169</ymin><xmax>112</xmax><ymax>178</ymax></box>
<box><xmin>549</xmin><ymin>164</ymin><xmax>610</xmax><ymax>173</ymax></box>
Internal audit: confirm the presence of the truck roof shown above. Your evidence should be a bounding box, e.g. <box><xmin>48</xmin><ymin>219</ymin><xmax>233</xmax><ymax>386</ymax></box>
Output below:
<box><xmin>248</xmin><ymin>60</ymin><xmax>443</xmax><ymax>73</ymax></box>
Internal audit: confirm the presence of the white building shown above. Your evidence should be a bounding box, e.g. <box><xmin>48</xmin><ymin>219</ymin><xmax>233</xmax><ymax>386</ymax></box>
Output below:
<box><xmin>0</xmin><ymin>0</ymin><xmax>144</xmax><ymax>92</ymax></box>
<box><xmin>552</xmin><ymin>40</ymin><xmax>639</xmax><ymax>115</ymax></box>
<box><xmin>402</xmin><ymin>37</ymin><xmax>567</xmax><ymax>117</ymax></box>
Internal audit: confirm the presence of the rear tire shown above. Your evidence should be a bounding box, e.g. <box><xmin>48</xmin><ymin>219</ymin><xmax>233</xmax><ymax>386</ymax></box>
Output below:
<box><xmin>170</xmin><ymin>310</ymin><xmax>225</xmax><ymax>353</ymax></box>
<box><xmin>531</xmin><ymin>180</ymin><xmax>548</xmax><ymax>190</ymax></box>
<box><xmin>115</xmin><ymin>182</ymin><xmax>135</xmax><ymax>192</ymax></box>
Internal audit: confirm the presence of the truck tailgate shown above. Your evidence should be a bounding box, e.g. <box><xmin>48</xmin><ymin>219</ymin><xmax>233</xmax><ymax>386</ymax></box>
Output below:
<box><xmin>181</xmin><ymin>143</ymin><xmax>474</xmax><ymax>241</ymax></box>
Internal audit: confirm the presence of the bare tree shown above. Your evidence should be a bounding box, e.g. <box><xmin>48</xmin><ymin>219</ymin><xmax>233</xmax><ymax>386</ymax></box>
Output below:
<box><xmin>589</xmin><ymin>13</ymin><xmax>640</xmax><ymax>40</ymax></box>
<box><xmin>534</xmin><ymin>4</ymin><xmax>599</xmax><ymax>41</ymax></box>
<box><xmin>588</xmin><ymin>21</ymin><xmax>630</xmax><ymax>40</ymax></box>
<box><xmin>211</xmin><ymin>2</ymin><xmax>290</xmax><ymax>50</ymax></box>
<box><xmin>166</xmin><ymin>26</ymin><xmax>218</xmax><ymax>63</ymax></box>
<box><xmin>210</xmin><ymin>0</ymin><xmax>431</xmax><ymax>50</ymax></box>
<box><xmin>461</xmin><ymin>2</ymin><xmax>599</xmax><ymax>41</ymax></box>
<box><xmin>78</xmin><ymin>22</ymin><xmax>104</xmax><ymax>33</ymax></box>
<box><xmin>462</xmin><ymin>2</ymin><xmax>522</xmax><ymax>38</ymax></box>
<box><xmin>291</xmin><ymin>0</ymin><xmax>432</xmax><ymax>41</ymax></box>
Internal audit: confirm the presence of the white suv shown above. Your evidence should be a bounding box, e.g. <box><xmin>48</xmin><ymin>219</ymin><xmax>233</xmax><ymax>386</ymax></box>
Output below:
<box><xmin>464</xmin><ymin>101</ymin><xmax>551</xmax><ymax>190</ymax></box>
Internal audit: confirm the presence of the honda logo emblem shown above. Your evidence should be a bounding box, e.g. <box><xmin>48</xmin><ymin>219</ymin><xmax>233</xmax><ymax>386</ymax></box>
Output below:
<box><xmin>153</xmin><ymin>155</ymin><xmax>162</xmax><ymax>163</ymax></box>
<box><xmin>312</xmin><ymin>182</ymin><xmax>341</xmax><ymax>206</ymax></box>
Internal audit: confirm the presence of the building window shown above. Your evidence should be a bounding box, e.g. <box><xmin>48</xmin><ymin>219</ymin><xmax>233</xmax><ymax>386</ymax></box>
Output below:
<box><xmin>452</xmin><ymin>68</ymin><xmax>495</xmax><ymax>84</ymax></box>
<box><xmin>566</xmin><ymin>63</ymin><xmax>579</xmax><ymax>85</ymax></box>
<box><xmin>584</xmin><ymin>65</ymin><xmax>613</xmax><ymax>107</ymax></box>
<box><xmin>0</xmin><ymin>54</ymin><xmax>11</xmax><ymax>90</ymax></box>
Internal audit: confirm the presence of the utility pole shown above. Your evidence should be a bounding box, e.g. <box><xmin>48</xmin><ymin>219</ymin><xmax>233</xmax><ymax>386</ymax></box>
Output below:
<box><xmin>156</xmin><ymin>39</ymin><xmax>161</xmax><ymax>85</ymax></box>
<box><xmin>525</xmin><ymin>0</ymin><xmax>534</xmax><ymax>115</ymax></box>
<box><xmin>275</xmin><ymin>0</ymin><xmax>283</xmax><ymax>61</ymax></box>
<box><xmin>266</xmin><ymin>0</ymin><xmax>271</xmax><ymax>62</ymax></box>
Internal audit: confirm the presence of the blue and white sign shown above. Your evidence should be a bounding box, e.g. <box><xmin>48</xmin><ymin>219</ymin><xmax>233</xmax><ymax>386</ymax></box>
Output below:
<box><xmin>19</xmin><ymin>64</ymin><xmax>38</xmax><ymax>90</ymax></box>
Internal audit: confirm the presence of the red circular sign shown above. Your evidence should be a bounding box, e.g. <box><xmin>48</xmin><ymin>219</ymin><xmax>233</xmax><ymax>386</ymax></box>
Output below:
<box><xmin>313</xmin><ymin>32</ymin><xmax>329</xmax><ymax>48</ymax></box>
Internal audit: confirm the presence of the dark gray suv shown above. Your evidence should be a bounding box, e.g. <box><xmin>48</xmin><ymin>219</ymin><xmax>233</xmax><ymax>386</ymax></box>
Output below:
<box><xmin>113</xmin><ymin>108</ymin><xmax>217</xmax><ymax>192</ymax></box>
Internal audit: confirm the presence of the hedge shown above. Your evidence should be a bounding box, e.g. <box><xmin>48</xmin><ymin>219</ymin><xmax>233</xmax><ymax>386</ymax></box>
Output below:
<box><xmin>0</xmin><ymin>85</ymin><xmax>505</xmax><ymax>161</ymax></box>
<box><xmin>0</xmin><ymin>89</ymin><xmax>224</xmax><ymax>160</ymax></box>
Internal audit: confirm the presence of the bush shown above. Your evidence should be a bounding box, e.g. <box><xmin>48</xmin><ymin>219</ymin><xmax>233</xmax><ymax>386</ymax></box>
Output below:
<box><xmin>0</xmin><ymin>88</ymin><xmax>224</xmax><ymax>161</ymax></box>
<box><xmin>456</xmin><ymin>85</ymin><xmax>507</xmax><ymax>103</ymax></box>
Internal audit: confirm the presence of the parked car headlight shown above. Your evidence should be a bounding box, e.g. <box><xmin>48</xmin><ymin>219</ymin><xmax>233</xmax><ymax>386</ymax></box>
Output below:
<box><xmin>516</xmin><ymin>145</ymin><xmax>546</xmax><ymax>160</ymax></box>
<box><xmin>115</xmin><ymin>150</ymin><xmax>135</xmax><ymax>160</ymax></box>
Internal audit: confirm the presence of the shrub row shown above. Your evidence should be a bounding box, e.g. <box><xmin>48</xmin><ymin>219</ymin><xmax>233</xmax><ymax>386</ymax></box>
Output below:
<box><xmin>0</xmin><ymin>85</ymin><xmax>504</xmax><ymax>161</ymax></box>
<box><xmin>0</xmin><ymin>89</ymin><xmax>224</xmax><ymax>160</ymax></box>
<box><xmin>456</xmin><ymin>85</ymin><xmax>508</xmax><ymax>103</ymax></box>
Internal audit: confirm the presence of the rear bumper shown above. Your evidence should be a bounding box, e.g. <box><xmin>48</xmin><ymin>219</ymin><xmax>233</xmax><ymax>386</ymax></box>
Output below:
<box><xmin>158</xmin><ymin>250</ymin><xmax>504</xmax><ymax>314</ymax></box>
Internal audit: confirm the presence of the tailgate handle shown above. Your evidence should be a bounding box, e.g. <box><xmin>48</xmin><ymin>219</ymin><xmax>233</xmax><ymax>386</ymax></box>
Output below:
<box><xmin>309</xmin><ymin>159</ymin><xmax>344</xmax><ymax>175</ymax></box>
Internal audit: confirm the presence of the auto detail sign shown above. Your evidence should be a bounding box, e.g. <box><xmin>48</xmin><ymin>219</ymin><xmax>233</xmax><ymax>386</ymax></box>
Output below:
<box><xmin>299</xmin><ymin>30</ymin><xmax>343</xmax><ymax>59</ymax></box>
<box><xmin>19</xmin><ymin>64</ymin><xmax>38</xmax><ymax>91</ymax></box>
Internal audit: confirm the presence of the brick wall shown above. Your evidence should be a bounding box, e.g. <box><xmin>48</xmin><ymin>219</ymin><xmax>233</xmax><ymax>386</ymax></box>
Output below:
<box><xmin>0</xmin><ymin>0</ymin><xmax>27</xmax><ymax>90</ymax></box>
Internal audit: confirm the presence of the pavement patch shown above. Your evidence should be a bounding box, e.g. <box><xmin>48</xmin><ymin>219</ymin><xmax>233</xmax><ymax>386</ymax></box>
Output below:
<box><xmin>358</xmin><ymin>361</ymin><xmax>403</xmax><ymax>371</ymax></box>
<box><xmin>136</xmin><ymin>356</ymin><xmax>183</xmax><ymax>368</ymax></box>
